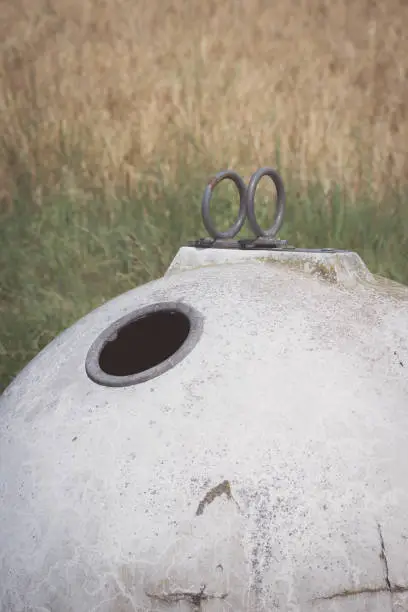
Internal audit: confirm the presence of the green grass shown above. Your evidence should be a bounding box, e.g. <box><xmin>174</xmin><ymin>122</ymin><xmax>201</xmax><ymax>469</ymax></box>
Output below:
<box><xmin>1</xmin><ymin>168</ymin><xmax>407</xmax><ymax>393</ymax></box>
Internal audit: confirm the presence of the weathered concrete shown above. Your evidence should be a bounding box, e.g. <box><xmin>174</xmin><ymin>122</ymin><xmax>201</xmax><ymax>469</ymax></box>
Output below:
<box><xmin>0</xmin><ymin>247</ymin><xmax>407</xmax><ymax>611</ymax></box>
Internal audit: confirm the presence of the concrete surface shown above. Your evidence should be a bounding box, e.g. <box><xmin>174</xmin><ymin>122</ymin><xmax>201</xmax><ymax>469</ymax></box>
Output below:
<box><xmin>0</xmin><ymin>247</ymin><xmax>408</xmax><ymax>611</ymax></box>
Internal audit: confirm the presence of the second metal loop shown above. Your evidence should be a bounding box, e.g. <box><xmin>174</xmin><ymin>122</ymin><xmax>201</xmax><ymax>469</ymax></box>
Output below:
<box><xmin>246</xmin><ymin>167</ymin><xmax>286</xmax><ymax>238</ymax></box>
<box><xmin>201</xmin><ymin>167</ymin><xmax>286</xmax><ymax>240</ymax></box>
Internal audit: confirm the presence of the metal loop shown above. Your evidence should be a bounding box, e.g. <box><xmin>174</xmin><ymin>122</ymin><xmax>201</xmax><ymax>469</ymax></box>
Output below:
<box><xmin>201</xmin><ymin>170</ymin><xmax>247</xmax><ymax>239</ymax></box>
<box><xmin>245</xmin><ymin>167</ymin><xmax>286</xmax><ymax>238</ymax></box>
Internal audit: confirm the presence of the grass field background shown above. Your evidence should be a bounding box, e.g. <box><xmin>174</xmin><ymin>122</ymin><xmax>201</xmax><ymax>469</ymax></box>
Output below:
<box><xmin>1</xmin><ymin>0</ymin><xmax>407</xmax><ymax>391</ymax></box>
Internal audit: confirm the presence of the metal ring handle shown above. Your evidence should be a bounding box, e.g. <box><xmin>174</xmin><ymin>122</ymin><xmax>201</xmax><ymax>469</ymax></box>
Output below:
<box><xmin>201</xmin><ymin>170</ymin><xmax>247</xmax><ymax>239</ymax></box>
<box><xmin>245</xmin><ymin>167</ymin><xmax>286</xmax><ymax>238</ymax></box>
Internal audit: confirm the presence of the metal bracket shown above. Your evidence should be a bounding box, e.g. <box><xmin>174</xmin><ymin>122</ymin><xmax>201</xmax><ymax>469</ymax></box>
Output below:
<box><xmin>187</xmin><ymin>237</ymin><xmax>291</xmax><ymax>250</ymax></box>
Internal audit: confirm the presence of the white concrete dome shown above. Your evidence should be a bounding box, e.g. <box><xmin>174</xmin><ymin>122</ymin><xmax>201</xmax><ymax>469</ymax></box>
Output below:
<box><xmin>1</xmin><ymin>245</ymin><xmax>408</xmax><ymax>612</ymax></box>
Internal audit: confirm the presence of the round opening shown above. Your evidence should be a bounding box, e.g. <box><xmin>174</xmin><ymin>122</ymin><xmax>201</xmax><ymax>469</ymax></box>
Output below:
<box><xmin>85</xmin><ymin>302</ymin><xmax>203</xmax><ymax>387</ymax></box>
<box><xmin>100</xmin><ymin>310</ymin><xmax>190</xmax><ymax>376</ymax></box>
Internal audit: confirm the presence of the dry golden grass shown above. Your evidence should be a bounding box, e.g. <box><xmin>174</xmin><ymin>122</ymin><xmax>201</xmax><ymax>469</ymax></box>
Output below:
<box><xmin>0</xmin><ymin>0</ymin><xmax>407</xmax><ymax>202</ymax></box>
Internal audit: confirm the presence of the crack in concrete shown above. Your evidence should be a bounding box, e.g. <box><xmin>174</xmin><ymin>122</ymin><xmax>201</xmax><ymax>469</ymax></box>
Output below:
<box><xmin>195</xmin><ymin>479</ymin><xmax>241</xmax><ymax>516</ymax></box>
<box><xmin>315</xmin><ymin>584</ymin><xmax>408</xmax><ymax>601</ymax></box>
<box><xmin>314</xmin><ymin>523</ymin><xmax>408</xmax><ymax>603</ymax></box>
<box><xmin>146</xmin><ymin>584</ymin><xmax>228</xmax><ymax>611</ymax></box>
<box><xmin>378</xmin><ymin>523</ymin><xmax>391</xmax><ymax>590</ymax></box>
<box><xmin>317</xmin><ymin>586</ymin><xmax>393</xmax><ymax>601</ymax></box>
<box><xmin>394</xmin><ymin>350</ymin><xmax>404</xmax><ymax>367</ymax></box>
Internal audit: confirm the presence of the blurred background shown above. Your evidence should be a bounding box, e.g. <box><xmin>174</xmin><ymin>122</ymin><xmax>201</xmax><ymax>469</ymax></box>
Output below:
<box><xmin>1</xmin><ymin>0</ymin><xmax>407</xmax><ymax>389</ymax></box>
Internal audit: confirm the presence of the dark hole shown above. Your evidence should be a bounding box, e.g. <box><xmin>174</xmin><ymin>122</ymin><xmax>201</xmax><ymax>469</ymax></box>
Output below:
<box><xmin>98</xmin><ymin>309</ymin><xmax>191</xmax><ymax>377</ymax></box>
